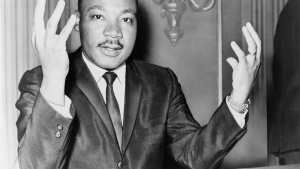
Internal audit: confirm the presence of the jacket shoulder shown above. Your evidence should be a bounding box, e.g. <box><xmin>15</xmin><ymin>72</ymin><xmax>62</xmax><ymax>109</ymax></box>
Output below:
<box><xmin>131</xmin><ymin>59</ymin><xmax>179</xmax><ymax>88</ymax></box>
<box><xmin>132</xmin><ymin>60</ymin><xmax>173</xmax><ymax>77</ymax></box>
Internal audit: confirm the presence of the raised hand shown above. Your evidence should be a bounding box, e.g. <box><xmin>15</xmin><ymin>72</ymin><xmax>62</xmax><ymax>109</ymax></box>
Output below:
<box><xmin>226</xmin><ymin>22</ymin><xmax>262</xmax><ymax>104</ymax></box>
<box><xmin>32</xmin><ymin>0</ymin><xmax>76</xmax><ymax>78</ymax></box>
<box><xmin>32</xmin><ymin>0</ymin><xmax>76</xmax><ymax>105</ymax></box>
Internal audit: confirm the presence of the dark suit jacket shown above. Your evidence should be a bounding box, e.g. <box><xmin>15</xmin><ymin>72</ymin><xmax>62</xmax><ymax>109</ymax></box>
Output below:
<box><xmin>270</xmin><ymin>0</ymin><xmax>300</xmax><ymax>154</ymax></box>
<box><xmin>16</xmin><ymin>47</ymin><xmax>246</xmax><ymax>169</ymax></box>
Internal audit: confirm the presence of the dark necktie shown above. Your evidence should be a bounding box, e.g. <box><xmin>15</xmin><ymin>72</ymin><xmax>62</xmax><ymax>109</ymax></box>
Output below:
<box><xmin>103</xmin><ymin>72</ymin><xmax>122</xmax><ymax>150</ymax></box>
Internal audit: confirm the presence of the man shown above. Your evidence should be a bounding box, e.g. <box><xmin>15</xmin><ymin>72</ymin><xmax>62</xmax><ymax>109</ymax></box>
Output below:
<box><xmin>270</xmin><ymin>0</ymin><xmax>300</xmax><ymax>164</ymax></box>
<box><xmin>16</xmin><ymin>0</ymin><xmax>261</xmax><ymax>168</ymax></box>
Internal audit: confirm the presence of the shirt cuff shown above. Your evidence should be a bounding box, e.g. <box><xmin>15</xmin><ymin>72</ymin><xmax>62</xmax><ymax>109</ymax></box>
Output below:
<box><xmin>226</xmin><ymin>96</ymin><xmax>247</xmax><ymax>128</ymax></box>
<box><xmin>46</xmin><ymin>95</ymin><xmax>73</xmax><ymax>119</ymax></box>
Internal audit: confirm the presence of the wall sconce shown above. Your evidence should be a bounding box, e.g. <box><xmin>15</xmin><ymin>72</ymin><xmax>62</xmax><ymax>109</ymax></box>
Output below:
<box><xmin>153</xmin><ymin>0</ymin><xmax>216</xmax><ymax>46</ymax></box>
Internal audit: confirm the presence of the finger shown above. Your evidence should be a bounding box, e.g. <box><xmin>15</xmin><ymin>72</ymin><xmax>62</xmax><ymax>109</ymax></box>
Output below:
<box><xmin>242</xmin><ymin>26</ymin><xmax>256</xmax><ymax>55</ymax></box>
<box><xmin>46</xmin><ymin>0</ymin><xmax>66</xmax><ymax>37</ymax></box>
<box><xmin>226</xmin><ymin>57</ymin><xmax>238</xmax><ymax>70</ymax></box>
<box><xmin>34</xmin><ymin>0</ymin><xmax>46</xmax><ymax>34</ymax></box>
<box><xmin>231</xmin><ymin>41</ymin><xmax>246</xmax><ymax>63</ymax></box>
<box><xmin>246</xmin><ymin>22</ymin><xmax>262</xmax><ymax>61</ymax></box>
<box><xmin>246</xmin><ymin>54</ymin><xmax>256</xmax><ymax>67</ymax></box>
<box><xmin>59</xmin><ymin>14</ymin><xmax>76</xmax><ymax>42</ymax></box>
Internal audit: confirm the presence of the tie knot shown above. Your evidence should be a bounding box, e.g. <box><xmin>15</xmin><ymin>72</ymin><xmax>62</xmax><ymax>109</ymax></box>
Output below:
<box><xmin>103</xmin><ymin>72</ymin><xmax>117</xmax><ymax>85</ymax></box>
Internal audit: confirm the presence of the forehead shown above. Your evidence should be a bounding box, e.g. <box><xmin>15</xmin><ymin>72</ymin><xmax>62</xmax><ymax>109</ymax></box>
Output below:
<box><xmin>80</xmin><ymin>0</ymin><xmax>137</xmax><ymax>13</ymax></box>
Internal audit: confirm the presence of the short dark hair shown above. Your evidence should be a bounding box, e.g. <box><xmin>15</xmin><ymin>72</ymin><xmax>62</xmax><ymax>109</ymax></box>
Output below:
<box><xmin>78</xmin><ymin>0</ymin><xmax>138</xmax><ymax>13</ymax></box>
<box><xmin>78</xmin><ymin>0</ymin><xmax>83</xmax><ymax>13</ymax></box>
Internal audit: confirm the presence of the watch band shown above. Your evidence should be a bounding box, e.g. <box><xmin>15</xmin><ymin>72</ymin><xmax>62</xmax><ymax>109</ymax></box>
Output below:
<box><xmin>228</xmin><ymin>95</ymin><xmax>251</xmax><ymax>114</ymax></box>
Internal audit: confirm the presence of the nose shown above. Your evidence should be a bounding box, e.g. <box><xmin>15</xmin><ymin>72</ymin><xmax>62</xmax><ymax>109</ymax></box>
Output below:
<box><xmin>103</xmin><ymin>23</ymin><xmax>123</xmax><ymax>39</ymax></box>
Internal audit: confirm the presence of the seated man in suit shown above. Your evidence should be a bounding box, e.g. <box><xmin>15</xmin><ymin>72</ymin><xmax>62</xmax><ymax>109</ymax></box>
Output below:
<box><xmin>16</xmin><ymin>0</ymin><xmax>261</xmax><ymax>168</ymax></box>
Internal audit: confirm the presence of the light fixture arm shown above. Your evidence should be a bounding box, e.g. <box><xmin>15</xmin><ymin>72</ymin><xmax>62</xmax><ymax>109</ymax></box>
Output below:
<box><xmin>153</xmin><ymin>0</ymin><xmax>216</xmax><ymax>46</ymax></box>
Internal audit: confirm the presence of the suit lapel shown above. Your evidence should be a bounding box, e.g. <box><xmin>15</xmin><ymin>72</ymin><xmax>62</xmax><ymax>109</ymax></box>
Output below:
<box><xmin>67</xmin><ymin>48</ymin><xmax>119</xmax><ymax>150</ymax></box>
<box><xmin>122</xmin><ymin>61</ymin><xmax>143</xmax><ymax>154</ymax></box>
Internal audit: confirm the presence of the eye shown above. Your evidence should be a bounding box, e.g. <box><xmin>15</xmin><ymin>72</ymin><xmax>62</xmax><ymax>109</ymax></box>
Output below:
<box><xmin>122</xmin><ymin>17</ymin><xmax>133</xmax><ymax>23</ymax></box>
<box><xmin>92</xmin><ymin>14</ymin><xmax>105</xmax><ymax>20</ymax></box>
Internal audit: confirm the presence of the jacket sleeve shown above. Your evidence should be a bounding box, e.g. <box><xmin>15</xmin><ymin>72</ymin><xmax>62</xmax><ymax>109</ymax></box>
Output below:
<box><xmin>16</xmin><ymin>67</ymin><xmax>73</xmax><ymax>169</ymax></box>
<box><xmin>165</xmin><ymin>68</ymin><xmax>247</xmax><ymax>169</ymax></box>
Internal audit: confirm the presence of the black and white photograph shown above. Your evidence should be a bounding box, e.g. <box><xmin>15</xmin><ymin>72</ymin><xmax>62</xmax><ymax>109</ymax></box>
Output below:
<box><xmin>0</xmin><ymin>0</ymin><xmax>299</xmax><ymax>168</ymax></box>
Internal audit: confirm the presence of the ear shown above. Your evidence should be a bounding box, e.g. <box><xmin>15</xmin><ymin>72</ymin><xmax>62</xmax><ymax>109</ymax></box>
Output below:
<box><xmin>74</xmin><ymin>10</ymin><xmax>80</xmax><ymax>32</ymax></box>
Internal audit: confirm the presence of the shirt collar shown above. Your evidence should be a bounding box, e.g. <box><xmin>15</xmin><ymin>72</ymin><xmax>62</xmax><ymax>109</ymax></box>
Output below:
<box><xmin>82</xmin><ymin>53</ymin><xmax>126</xmax><ymax>85</ymax></box>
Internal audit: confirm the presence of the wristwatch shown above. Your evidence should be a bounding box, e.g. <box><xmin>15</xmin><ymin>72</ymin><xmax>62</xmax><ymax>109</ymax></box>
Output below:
<box><xmin>227</xmin><ymin>95</ymin><xmax>251</xmax><ymax>114</ymax></box>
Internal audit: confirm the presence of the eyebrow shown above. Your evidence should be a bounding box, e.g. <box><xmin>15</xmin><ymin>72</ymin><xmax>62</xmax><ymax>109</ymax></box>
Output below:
<box><xmin>88</xmin><ymin>6</ymin><xmax>104</xmax><ymax>12</ymax></box>
<box><xmin>122</xmin><ymin>9</ymin><xmax>136</xmax><ymax>16</ymax></box>
<box><xmin>87</xmin><ymin>5</ymin><xmax>136</xmax><ymax>16</ymax></box>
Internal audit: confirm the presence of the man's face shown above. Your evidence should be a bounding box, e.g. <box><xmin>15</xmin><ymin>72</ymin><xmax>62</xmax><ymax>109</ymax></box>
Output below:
<box><xmin>78</xmin><ymin>0</ymin><xmax>137</xmax><ymax>70</ymax></box>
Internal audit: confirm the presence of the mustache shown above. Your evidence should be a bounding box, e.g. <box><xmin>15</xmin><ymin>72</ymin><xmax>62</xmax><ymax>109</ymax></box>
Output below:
<box><xmin>99</xmin><ymin>39</ymin><xmax>123</xmax><ymax>48</ymax></box>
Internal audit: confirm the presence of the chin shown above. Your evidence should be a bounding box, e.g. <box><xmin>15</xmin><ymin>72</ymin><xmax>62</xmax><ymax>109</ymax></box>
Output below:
<box><xmin>97</xmin><ymin>61</ymin><xmax>123</xmax><ymax>70</ymax></box>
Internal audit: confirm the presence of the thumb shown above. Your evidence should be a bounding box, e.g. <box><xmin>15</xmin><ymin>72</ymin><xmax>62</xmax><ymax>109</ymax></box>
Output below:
<box><xmin>226</xmin><ymin>57</ymin><xmax>238</xmax><ymax>70</ymax></box>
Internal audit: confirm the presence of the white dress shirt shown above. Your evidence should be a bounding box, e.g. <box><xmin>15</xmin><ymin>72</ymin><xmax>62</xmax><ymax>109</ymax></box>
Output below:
<box><xmin>44</xmin><ymin>53</ymin><xmax>246</xmax><ymax>128</ymax></box>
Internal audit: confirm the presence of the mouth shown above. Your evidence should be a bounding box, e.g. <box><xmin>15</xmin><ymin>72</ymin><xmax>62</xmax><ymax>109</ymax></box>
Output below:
<box><xmin>98</xmin><ymin>40</ymin><xmax>123</xmax><ymax>57</ymax></box>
